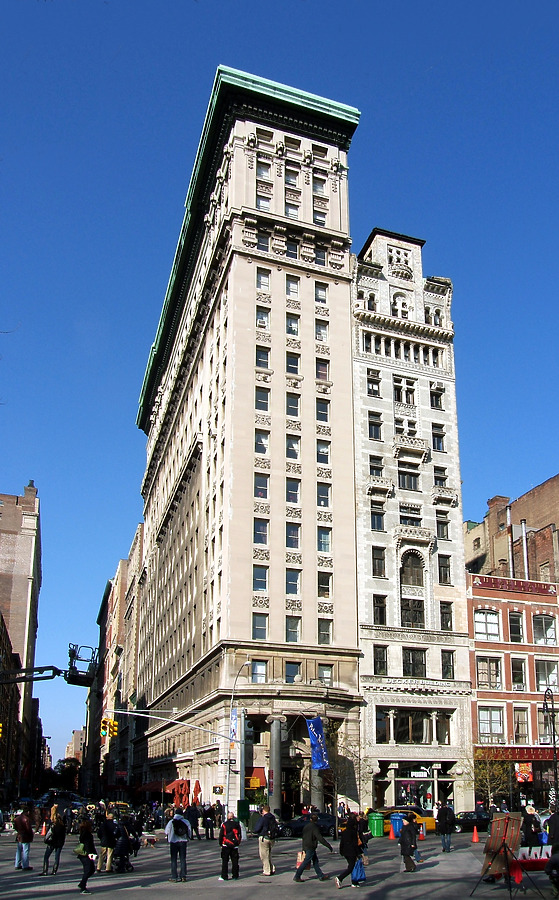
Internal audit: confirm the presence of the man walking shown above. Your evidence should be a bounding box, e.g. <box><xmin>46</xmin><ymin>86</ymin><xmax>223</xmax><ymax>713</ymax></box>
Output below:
<box><xmin>164</xmin><ymin>806</ymin><xmax>192</xmax><ymax>882</ymax></box>
<box><xmin>14</xmin><ymin>807</ymin><xmax>34</xmax><ymax>871</ymax></box>
<box><xmin>293</xmin><ymin>813</ymin><xmax>332</xmax><ymax>883</ymax></box>
<box><xmin>219</xmin><ymin>811</ymin><xmax>242</xmax><ymax>881</ymax></box>
<box><xmin>253</xmin><ymin>804</ymin><xmax>278</xmax><ymax>876</ymax></box>
<box><xmin>437</xmin><ymin>800</ymin><xmax>456</xmax><ymax>853</ymax></box>
<box><xmin>96</xmin><ymin>811</ymin><xmax>117</xmax><ymax>873</ymax></box>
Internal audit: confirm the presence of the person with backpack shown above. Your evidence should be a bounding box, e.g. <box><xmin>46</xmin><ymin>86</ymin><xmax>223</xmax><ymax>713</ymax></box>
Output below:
<box><xmin>164</xmin><ymin>806</ymin><xmax>192</xmax><ymax>882</ymax></box>
<box><xmin>218</xmin><ymin>811</ymin><xmax>242</xmax><ymax>880</ymax></box>
<box><xmin>253</xmin><ymin>804</ymin><xmax>278</xmax><ymax>876</ymax></box>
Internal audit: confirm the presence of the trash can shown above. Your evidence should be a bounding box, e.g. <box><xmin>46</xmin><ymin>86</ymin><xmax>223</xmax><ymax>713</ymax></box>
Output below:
<box><xmin>368</xmin><ymin>811</ymin><xmax>385</xmax><ymax>838</ymax></box>
<box><xmin>390</xmin><ymin>812</ymin><xmax>405</xmax><ymax>838</ymax></box>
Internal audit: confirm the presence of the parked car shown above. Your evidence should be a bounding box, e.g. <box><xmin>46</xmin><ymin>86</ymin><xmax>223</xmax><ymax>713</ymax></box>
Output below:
<box><xmin>454</xmin><ymin>810</ymin><xmax>491</xmax><ymax>833</ymax></box>
<box><xmin>278</xmin><ymin>813</ymin><xmax>336</xmax><ymax>838</ymax></box>
<box><xmin>381</xmin><ymin>806</ymin><xmax>437</xmax><ymax>834</ymax></box>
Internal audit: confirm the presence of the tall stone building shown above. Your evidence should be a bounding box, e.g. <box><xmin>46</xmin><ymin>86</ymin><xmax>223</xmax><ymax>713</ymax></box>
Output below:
<box><xmin>0</xmin><ymin>481</ymin><xmax>41</xmax><ymax>793</ymax></box>
<box><xmin>353</xmin><ymin>230</ymin><xmax>472</xmax><ymax>809</ymax></box>
<box><xmin>136</xmin><ymin>67</ymin><xmax>362</xmax><ymax>813</ymax></box>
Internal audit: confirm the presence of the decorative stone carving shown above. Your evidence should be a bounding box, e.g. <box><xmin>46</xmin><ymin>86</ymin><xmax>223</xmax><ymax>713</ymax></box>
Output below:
<box><xmin>286</xmin><ymin>338</ymin><xmax>301</xmax><ymax>350</ymax></box>
<box><xmin>400</xmin><ymin>584</ymin><xmax>425</xmax><ymax>598</ymax></box>
<box><xmin>316</xmin><ymin>382</ymin><xmax>331</xmax><ymax>395</ymax></box>
<box><xmin>315</xmin><ymin>343</ymin><xmax>330</xmax><ymax>356</ymax></box>
<box><xmin>286</xmin><ymin>298</ymin><xmax>301</xmax><ymax>311</ymax></box>
<box><xmin>316</xmin><ymin>467</ymin><xmax>332</xmax><ymax>479</ymax></box>
<box><xmin>253</xmin><ymin>502</ymin><xmax>270</xmax><ymax>515</ymax></box>
<box><xmin>317</xmin><ymin>555</ymin><xmax>333</xmax><ymax>568</ymax></box>
<box><xmin>286</xmin><ymin>506</ymin><xmax>302</xmax><ymax>519</ymax></box>
<box><xmin>432</xmin><ymin>486</ymin><xmax>459</xmax><ymax>507</ymax></box>
<box><xmin>255</xmin><ymin>457</ymin><xmax>271</xmax><ymax>470</ymax></box>
<box><xmin>253</xmin><ymin>548</ymin><xmax>270</xmax><ymax>561</ymax></box>
<box><xmin>316</xmin><ymin>425</ymin><xmax>331</xmax><ymax>437</ymax></box>
<box><xmin>286</xmin><ymin>597</ymin><xmax>302</xmax><ymax>611</ymax></box>
<box><xmin>315</xmin><ymin>304</ymin><xmax>329</xmax><ymax>317</ymax></box>
<box><xmin>318</xmin><ymin>602</ymin><xmax>334</xmax><ymax>615</ymax></box>
<box><xmin>255</xmin><ymin>372</ymin><xmax>272</xmax><ymax>384</ymax></box>
<box><xmin>317</xmin><ymin>510</ymin><xmax>333</xmax><ymax>522</ymax></box>
<box><xmin>252</xmin><ymin>595</ymin><xmax>270</xmax><ymax>608</ymax></box>
<box><xmin>286</xmin><ymin>463</ymin><xmax>302</xmax><ymax>475</ymax></box>
<box><xmin>287</xmin><ymin>420</ymin><xmax>301</xmax><ymax>432</ymax></box>
<box><xmin>247</xmin><ymin>133</ymin><xmax>257</xmax><ymax>148</ymax></box>
<box><xmin>394</xmin><ymin>525</ymin><xmax>436</xmax><ymax>554</ymax></box>
<box><xmin>394</xmin><ymin>401</ymin><xmax>416</xmax><ymax>417</ymax></box>
<box><xmin>286</xmin><ymin>376</ymin><xmax>304</xmax><ymax>389</ymax></box>
<box><xmin>256</xmin><ymin>291</ymin><xmax>272</xmax><ymax>305</ymax></box>
<box><xmin>393</xmin><ymin>435</ymin><xmax>430</xmax><ymax>462</ymax></box>
<box><xmin>286</xmin><ymin>552</ymin><xmax>302</xmax><ymax>565</ymax></box>
<box><xmin>367</xmin><ymin>477</ymin><xmax>394</xmax><ymax>496</ymax></box>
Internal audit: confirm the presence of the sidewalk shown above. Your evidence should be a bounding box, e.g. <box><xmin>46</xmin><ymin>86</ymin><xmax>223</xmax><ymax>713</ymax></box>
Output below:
<box><xmin>0</xmin><ymin>829</ymin><xmax>552</xmax><ymax>898</ymax></box>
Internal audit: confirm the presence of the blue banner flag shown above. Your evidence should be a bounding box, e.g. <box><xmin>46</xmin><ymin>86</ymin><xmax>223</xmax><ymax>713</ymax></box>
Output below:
<box><xmin>306</xmin><ymin>716</ymin><xmax>330</xmax><ymax>770</ymax></box>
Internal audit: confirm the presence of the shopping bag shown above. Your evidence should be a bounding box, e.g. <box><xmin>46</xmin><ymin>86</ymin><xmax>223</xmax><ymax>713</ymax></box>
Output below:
<box><xmin>352</xmin><ymin>857</ymin><xmax>366</xmax><ymax>883</ymax></box>
<box><xmin>296</xmin><ymin>850</ymin><xmax>311</xmax><ymax>870</ymax></box>
<box><xmin>361</xmin><ymin>853</ymin><xmax>369</xmax><ymax>866</ymax></box>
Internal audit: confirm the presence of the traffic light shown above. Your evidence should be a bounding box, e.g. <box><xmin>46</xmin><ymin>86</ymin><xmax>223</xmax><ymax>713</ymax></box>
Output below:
<box><xmin>109</xmin><ymin>719</ymin><xmax>118</xmax><ymax>737</ymax></box>
<box><xmin>0</xmin><ymin>723</ymin><xmax>3</xmax><ymax>738</ymax></box>
<box><xmin>100</xmin><ymin>717</ymin><xmax>109</xmax><ymax>738</ymax></box>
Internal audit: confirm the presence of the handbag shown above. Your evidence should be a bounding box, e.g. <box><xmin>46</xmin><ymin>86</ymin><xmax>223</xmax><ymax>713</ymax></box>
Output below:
<box><xmin>296</xmin><ymin>850</ymin><xmax>311</xmax><ymax>870</ymax></box>
<box><xmin>538</xmin><ymin>830</ymin><xmax>548</xmax><ymax>845</ymax></box>
<box><xmin>351</xmin><ymin>857</ymin><xmax>366</xmax><ymax>883</ymax></box>
<box><xmin>73</xmin><ymin>842</ymin><xmax>86</xmax><ymax>857</ymax></box>
<box><xmin>43</xmin><ymin>827</ymin><xmax>53</xmax><ymax>845</ymax></box>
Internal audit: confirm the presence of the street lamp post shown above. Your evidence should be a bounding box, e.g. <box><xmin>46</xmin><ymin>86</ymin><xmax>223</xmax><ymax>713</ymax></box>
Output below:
<box><xmin>543</xmin><ymin>687</ymin><xmax>559</xmax><ymax>805</ymax></box>
<box><xmin>225</xmin><ymin>659</ymin><xmax>250</xmax><ymax>817</ymax></box>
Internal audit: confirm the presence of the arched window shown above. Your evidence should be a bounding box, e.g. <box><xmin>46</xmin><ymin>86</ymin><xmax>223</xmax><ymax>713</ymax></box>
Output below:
<box><xmin>401</xmin><ymin>551</ymin><xmax>424</xmax><ymax>586</ymax></box>
<box><xmin>434</xmin><ymin>308</ymin><xmax>441</xmax><ymax>326</ymax></box>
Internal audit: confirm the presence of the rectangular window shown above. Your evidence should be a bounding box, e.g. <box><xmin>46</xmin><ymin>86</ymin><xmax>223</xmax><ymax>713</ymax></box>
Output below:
<box><xmin>373</xmin><ymin>594</ymin><xmax>387</xmax><ymax>625</ymax></box>
<box><xmin>440</xmin><ymin>602</ymin><xmax>453</xmax><ymax>631</ymax></box>
<box><xmin>403</xmin><ymin>648</ymin><xmax>426</xmax><ymax>678</ymax></box>
<box><xmin>252</xmin><ymin>566</ymin><xmax>268</xmax><ymax>593</ymax></box>
<box><xmin>256</xmin><ymin>194</ymin><xmax>271</xmax><ymax>212</ymax></box>
<box><xmin>478</xmin><ymin>707</ymin><xmax>504</xmax><ymax>743</ymax></box>
<box><xmin>317</xmin><ymin>526</ymin><xmax>331</xmax><ymax>553</ymax></box>
<box><xmin>401</xmin><ymin>597</ymin><xmax>425</xmax><ymax>629</ymax></box>
<box><xmin>286</xmin><ymin>275</ymin><xmax>299</xmax><ymax>298</ymax></box>
<box><xmin>252</xmin><ymin>612</ymin><xmax>268</xmax><ymax>640</ymax></box>
<box><xmin>536</xmin><ymin>659</ymin><xmax>558</xmax><ymax>691</ymax></box>
<box><xmin>254</xmin><ymin>430</ymin><xmax>269</xmax><ymax>455</ymax></box>
<box><xmin>442</xmin><ymin>650</ymin><xmax>454</xmax><ymax>680</ymax></box>
<box><xmin>286</xmin><ymin>392</ymin><xmax>300</xmax><ymax>417</ymax></box>
<box><xmin>434</xmin><ymin>466</ymin><xmax>447</xmax><ymax>487</ymax></box>
<box><xmin>318</xmin><ymin>571</ymin><xmax>331</xmax><ymax>598</ymax></box>
<box><xmin>285</xmin><ymin>201</ymin><xmax>299</xmax><ymax>219</ymax></box>
<box><xmin>251</xmin><ymin>660</ymin><xmax>267</xmax><ymax>684</ymax></box>
<box><xmin>316</xmin><ymin>440</ymin><xmax>330</xmax><ymax>464</ymax></box>
<box><xmin>255</xmin><ymin>387</ymin><xmax>270</xmax><ymax>413</ymax></box>
<box><xmin>286</xmin><ymin>313</ymin><xmax>299</xmax><ymax>336</ymax></box>
<box><xmin>286</xmin><ymin>479</ymin><xmax>300</xmax><ymax>504</ymax></box>
<box><xmin>286</xmin><ymin>616</ymin><xmax>301</xmax><ymax>643</ymax></box>
<box><xmin>316</xmin><ymin>399</ymin><xmax>330</xmax><ymax>422</ymax></box>
<box><xmin>372</xmin><ymin>547</ymin><xmax>386</xmax><ymax>578</ymax></box>
<box><xmin>318</xmin><ymin>663</ymin><xmax>333</xmax><ymax>686</ymax></box>
<box><xmin>477</xmin><ymin>656</ymin><xmax>502</xmax><ymax>689</ymax></box>
<box><xmin>315</xmin><ymin>320</ymin><xmax>328</xmax><ymax>342</ymax></box>
<box><xmin>285</xmin><ymin>167</ymin><xmax>298</xmax><ymax>187</ymax></box>
<box><xmin>253</xmin><ymin>518</ymin><xmax>268</xmax><ymax>545</ymax></box>
<box><xmin>436</xmin><ymin>511</ymin><xmax>449</xmax><ymax>540</ymax></box>
<box><xmin>534</xmin><ymin>615</ymin><xmax>556</xmax><ymax>645</ymax></box>
<box><xmin>538</xmin><ymin>707</ymin><xmax>559</xmax><ymax>745</ymax></box>
<box><xmin>286</xmin><ymin>352</ymin><xmax>300</xmax><ymax>375</ymax></box>
<box><xmin>254</xmin><ymin>473</ymin><xmax>269</xmax><ymax>499</ymax></box>
<box><xmin>256</xmin><ymin>306</ymin><xmax>270</xmax><ymax>329</ymax></box>
<box><xmin>257</xmin><ymin>160</ymin><xmax>271</xmax><ymax>180</ymax></box>
<box><xmin>430</xmin><ymin>387</ymin><xmax>444</xmax><ymax>409</ymax></box>
<box><xmin>313</xmin><ymin>173</ymin><xmax>327</xmax><ymax>195</ymax></box>
<box><xmin>374</xmin><ymin>646</ymin><xmax>388</xmax><ymax>676</ymax></box>
<box><xmin>318</xmin><ymin>619</ymin><xmax>332</xmax><ymax>646</ymax></box>
<box><xmin>368</xmin><ymin>412</ymin><xmax>382</xmax><ymax>440</ymax></box>
<box><xmin>398</xmin><ymin>462</ymin><xmax>419</xmax><ymax>491</ymax></box>
<box><xmin>509</xmin><ymin>612</ymin><xmax>523</xmax><ymax>642</ymax></box>
<box><xmin>313</xmin><ymin>208</ymin><xmax>327</xmax><ymax>227</ymax></box>
<box><xmin>286</xmin><ymin>434</ymin><xmax>300</xmax><ymax>459</ymax></box>
<box><xmin>511</xmin><ymin>658</ymin><xmax>526</xmax><ymax>691</ymax></box>
<box><xmin>367</xmin><ymin>368</ymin><xmax>381</xmax><ymax>397</ymax></box>
<box><xmin>400</xmin><ymin>505</ymin><xmax>422</xmax><ymax>527</ymax></box>
<box><xmin>369</xmin><ymin>456</ymin><xmax>383</xmax><ymax>478</ymax></box>
<box><xmin>257</xmin><ymin>232</ymin><xmax>270</xmax><ymax>252</ymax></box>
<box><xmin>432</xmin><ymin>423</ymin><xmax>445</xmax><ymax>452</ymax></box>
<box><xmin>438</xmin><ymin>554</ymin><xmax>451</xmax><ymax>584</ymax></box>
<box><xmin>286</xmin><ymin>239</ymin><xmax>298</xmax><ymax>259</ymax></box>
<box><xmin>317</xmin><ymin>483</ymin><xmax>331</xmax><ymax>508</ymax></box>
<box><xmin>255</xmin><ymin>346</ymin><xmax>269</xmax><ymax>368</ymax></box>
<box><xmin>286</xmin><ymin>522</ymin><xmax>300</xmax><ymax>549</ymax></box>
<box><xmin>315</xmin><ymin>247</ymin><xmax>326</xmax><ymax>266</ymax></box>
<box><xmin>474</xmin><ymin>609</ymin><xmax>500</xmax><ymax>641</ymax></box>
<box><xmin>513</xmin><ymin>708</ymin><xmax>529</xmax><ymax>744</ymax></box>
<box><xmin>286</xmin><ymin>569</ymin><xmax>301</xmax><ymax>595</ymax></box>
<box><xmin>256</xmin><ymin>268</ymin><xmax>270</xmax><ymax>291</ymax></box>
<box><xmin>316</xmin><ymin>358</ymin><xmax>329</xmax><ymax>381</ymax></box>
<box><xmin>315</xmin><ymin>282</ymin><xmax>328</xmax><ymax>304</ymax></box>
<box><xmin>285</xmin><ymin>662</ymin><xmax>301</xmax><ymax>684</ymax></box>
<box><xmin>370</xmin><ymin>500</ymin><xmax>385</xmax><ymax>531</ymax></box>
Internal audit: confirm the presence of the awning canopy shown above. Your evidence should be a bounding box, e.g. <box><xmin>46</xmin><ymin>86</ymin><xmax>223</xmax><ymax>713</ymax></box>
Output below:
<box><xmin>245</xmin><ymin>766</ymin><xmax>267</xmax><ymax>787</ymax></box>
<box><xmin>165</xmin><ymin>779</ymin><xmax>188</xmax><ymax>792</ymax></box>
<box><xmin>135</xmin><ymin>781</ymin><xmax>171</xmax><ymax>793</ymax></box>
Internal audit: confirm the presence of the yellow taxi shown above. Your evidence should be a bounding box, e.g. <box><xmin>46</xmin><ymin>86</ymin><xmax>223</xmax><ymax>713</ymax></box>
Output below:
<box><xmin>380</xmin><ymin>805</ymin><xmax>437</xmax><ymax>834</ymax></box>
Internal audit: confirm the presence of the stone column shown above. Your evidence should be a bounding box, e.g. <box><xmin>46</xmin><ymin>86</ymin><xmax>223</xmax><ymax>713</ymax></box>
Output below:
<box><xmin>388</xmin><ymin>709</ymin><xmax>396</xmax><ymax>745</ymax></box>
<box><xmin>310</xmin><ymin>767</ymin><xmax>324</xmax><ymax>811</ymax></box>
<box><xmin>431</xmin><ymin>711</ymin><xmax>439</xmax><ymax>746</ymax></box>
<box><xmin>266</xmin><ymin>715</ymin><xmax>286</xmax><ymax>818</ymax></box>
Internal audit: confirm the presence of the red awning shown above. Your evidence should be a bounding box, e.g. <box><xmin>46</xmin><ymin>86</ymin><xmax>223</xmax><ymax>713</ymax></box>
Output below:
<box><xmin>245</xmin><ymin>766</ymin><xmax>267</xmax><ymax>787</ymax></box>
<box><xmin>165</xmin><ymin>779</ymin><xmax>186</xmax><ymax>792</ymax></box>
<box><xmin>135</xmin><ymin>781</ymin><xmax>171</xmax><ymax>793</ymax></box>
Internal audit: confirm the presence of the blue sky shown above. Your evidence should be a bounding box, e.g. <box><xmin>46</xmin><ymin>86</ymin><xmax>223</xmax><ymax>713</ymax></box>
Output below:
<box><xmin>2</xmin><ymin>0</ymin><xmax>558</xmax><ymax>767</ymax></box>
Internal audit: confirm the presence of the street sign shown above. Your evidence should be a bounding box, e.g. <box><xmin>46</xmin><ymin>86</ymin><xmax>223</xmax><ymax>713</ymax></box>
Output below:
<box><xmin>219</xmin><ymin>758</ymin><xmax>236</xmax><ymax>765</ymax></box>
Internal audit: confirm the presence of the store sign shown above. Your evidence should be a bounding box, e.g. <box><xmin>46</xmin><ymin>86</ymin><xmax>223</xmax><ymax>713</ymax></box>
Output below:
<box><xmin>472</xmin><ymin>575</ymin><xmax>557</xmax><ymax>596</ymax></box>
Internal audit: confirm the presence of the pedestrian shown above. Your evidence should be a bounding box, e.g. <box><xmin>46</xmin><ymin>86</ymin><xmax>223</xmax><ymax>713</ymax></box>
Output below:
<box><xmin>164</xmin><ymin>806</ymin><xmax>192</xmax><ymax>882</ymax></box>
<box><xmin>293</xmin><ymin>813</ymin><xmax>332</xmax><ymax>883</ymax></box>
<box><xmin>185</xmin><ymin>802</ymin><xmax>202</xmax><ymax>840</ymax></box>
<box><xmin>413</xmin><ymin>819</ymin><xmax>424</xmax><ymax>864</ymax></box>
<box><xmin>202</xmin><ymin>803</ymin><xmax>216</xmax><ymax>840</ymax></box>
<box><xmin>253</xmin><ymin>804</ymin><xmax>278</xmax><ymax>876</ymax></box>
<box><xmin>96</xmin><ymin>811</ymin><xmax>117</xmax><ymax>873</ymax></box>
<box><xmin>14</xmin><ymin>807</ymin><xmax>34</xmax><ymax>871</ymax></box>
<box><xmin>521</xmin><ymin>805</ymin><xmax>541</xmax><ymax>848</ymax></box>
<box><xmin>357</xmin><ymin>811</ymin><xmax>371</xmax><ymax>852</ymax></box>
<box><xmin>214</xmin><ymin>799</ymin><xmax>224</xmax><ymax>827</ymax></box>
<box><xmin>398</xmin><ymin>812</ymin><xmax>417</xmax><ymax>873</ymax></box>
<box><xmin>76</xmin><ymin>817</ymin><xmax>97</xmax><ymax>894</ymax></box>
<box><xmin>335</xmin><ymin>811</ymin><xmax>360</xmax><ymax>888</ymax></box>
<box><xmin>218</xmin><ymin>810</ymin><xmax>242</xmax><ymax>881</ymax></box>
<box><xmin>41</xmin><ymin>813</ymin><xmax>66</xmax><ymax>875</ymax></box>
<box><xmin>546</xmin><ymin>806</ymin><xmax>559</xmax><ymax>854</ymax></box>
<box><xmin>114</xmin><ymin>818</ymin><xmax>133</xmax><ymax>873</ymax></box>
<box><xmin>437</xmin><ymin>800</ymin><xmax>456</xmax><ymax>853</ymax></box>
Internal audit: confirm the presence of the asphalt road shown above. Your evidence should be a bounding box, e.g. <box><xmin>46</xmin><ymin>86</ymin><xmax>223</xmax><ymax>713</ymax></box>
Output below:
<box><xmin>0</xmin><ymin>828</ymin><xmax>554</xmax><ymax>898</ymax></box>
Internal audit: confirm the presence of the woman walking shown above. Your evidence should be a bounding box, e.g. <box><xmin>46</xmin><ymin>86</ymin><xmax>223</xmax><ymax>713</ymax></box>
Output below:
<box><xmin>41</xmin><ymin>814</ymin><xmax>66</xmax><ymax>875</ymax></box>
<box><xmin>398</xmin><ymin>812</ymin><xmax>417</xmax><ymax>873</ymax></box>
<box><xmin>76</xmin><ymin>817</ymin><xmax>97</xmax><ymax>894</ymax></box>
<box><xmin>335</xmin><ymin>812</ymin><xmax>361</xmax><ymax>888</ymax></box>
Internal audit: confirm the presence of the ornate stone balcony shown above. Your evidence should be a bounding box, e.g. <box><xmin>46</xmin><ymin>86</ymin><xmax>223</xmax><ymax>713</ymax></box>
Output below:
<box><xmin>394</xmin><ymin>525</ymin><xmax>436</xmax><ymax>552</ymax></box>
<box><xmin>393</xmin><ymin>435</ymin><xmax>430</xmax><ymax>461</ymax></box>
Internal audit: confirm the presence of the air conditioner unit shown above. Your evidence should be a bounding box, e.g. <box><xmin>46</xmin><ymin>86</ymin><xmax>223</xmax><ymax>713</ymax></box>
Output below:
<box><xmin>540</xmin><ymin>737</ymin><xmax>551</xmax><ymax>745</ymax></box>
<box><xmin>512</xmin><ymin>684</ymin><xmax>526</xmax><ymax>691</ymax></box>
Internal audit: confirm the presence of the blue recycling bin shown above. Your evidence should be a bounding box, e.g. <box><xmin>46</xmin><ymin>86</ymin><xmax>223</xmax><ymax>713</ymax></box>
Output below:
<box><xmin>390</xmin><ymin>812</ymin><xmax>405</xmax><ymax>838</ymax></box>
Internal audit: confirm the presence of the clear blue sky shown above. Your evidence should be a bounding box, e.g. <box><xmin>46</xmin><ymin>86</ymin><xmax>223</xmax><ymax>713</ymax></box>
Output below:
<box><xmin>2</xmin><ymin>0</ymin><xmax>558</xmax><ymax>768</ymax></box>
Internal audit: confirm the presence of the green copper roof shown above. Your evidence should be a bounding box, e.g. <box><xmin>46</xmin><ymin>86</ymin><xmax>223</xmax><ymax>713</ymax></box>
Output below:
<box><xmin>137</xmin><ymin>66</ymin><xmax>360</xmax><ymax>433</ymax></box>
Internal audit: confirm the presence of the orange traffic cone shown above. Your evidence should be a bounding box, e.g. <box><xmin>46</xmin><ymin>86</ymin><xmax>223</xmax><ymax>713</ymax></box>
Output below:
<box><xmin>419</xmin><ymin>822</ymin><xmax>426</xmax><ymax>840</ymax></box>
<box><xmin>472</xmin><ymin>825</ymin><xmax>479</xmax><ymax>843</ymax></box>
<box><xmin>388</xmin><ymin>822</ymin><xmax>396</xmax><ymax>840</ymax></box>
<box><xmin>40</xmin><ymin>821</ymin><xmax>47</xmax><ymax>836</ymax></box>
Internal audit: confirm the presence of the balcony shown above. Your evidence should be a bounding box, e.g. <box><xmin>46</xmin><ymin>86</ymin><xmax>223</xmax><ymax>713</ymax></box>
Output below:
<box><xmin>393</xmin><ymin>435</ymin><xmax>430</xmax><ymax>462</ymax></box>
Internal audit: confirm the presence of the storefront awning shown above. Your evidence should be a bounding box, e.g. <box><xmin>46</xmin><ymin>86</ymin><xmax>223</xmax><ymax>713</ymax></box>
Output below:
<box><xmin>135</xmin><ymin>781</ymin><xmax>171</xmax><ymax>793</ymax></box>
<box><xmin>245</xmin><ymin>766</ymin><xmax>267</xmax><ymax>787</ymax></box>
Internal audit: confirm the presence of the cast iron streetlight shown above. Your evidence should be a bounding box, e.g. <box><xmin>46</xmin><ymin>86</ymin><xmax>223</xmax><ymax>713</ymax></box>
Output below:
<box><xmin>225</xmin><ymin>659</ymin><xmax>250</xmax><ymax>816</ymax></box>
<box><xmin>543</xmin><ymin>687</ymin><xmax>559</xmax><ymax>805</ymax></box>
